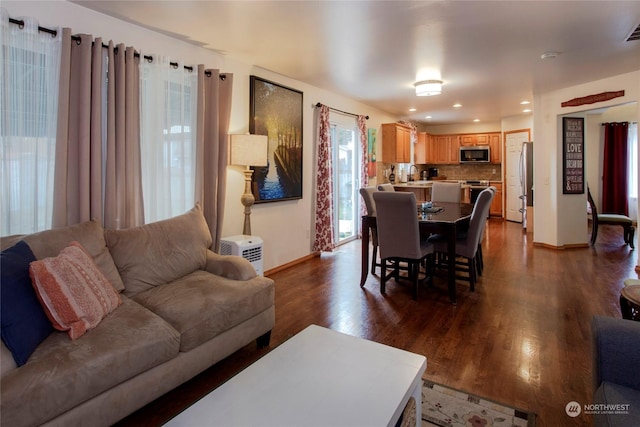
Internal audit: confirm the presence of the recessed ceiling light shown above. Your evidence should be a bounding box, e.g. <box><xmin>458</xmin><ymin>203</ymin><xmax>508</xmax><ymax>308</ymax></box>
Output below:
<box><xmin>540</xmin><ymin>51</ymin><xmax>559</xmax><ymax>60</ymax></box>
<box><xmin>425</xmin><ymin>115</ymin><xmax>432</xmax><ymax>119</ymax></box>
<box><xmin>473</xmin><ymin>119</ymin><xmax>480</xmax><ymax>122</ymax></box>
<box><xmin>523</xmin><ymin>109</ymin><xmax>532</xmax><ymax>113</ymax></box>
<box><xmin>453</xmin><ymin>103</ymin><xmax>462</xmax><ymax>108</ymax></box>
<box><xmin>409</xmin><ymin>108</ymin><xmax>417</xmax><ymax>112</ymax></box>
<box><xmin>520</xmin><ymin>101</ymin><xmax>530</xmax><ymax>105</ymax></box>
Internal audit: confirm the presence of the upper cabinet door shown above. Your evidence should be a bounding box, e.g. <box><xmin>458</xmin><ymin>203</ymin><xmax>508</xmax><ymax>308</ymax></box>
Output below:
<box><xmin>415</xmin><ymin>132</ymin><xmax>427</xmax><ymax>164</ymax></box>
<box><xmin>381</xmin><ymin>123</ymin><xmax>412</xmax><ymax>163</ymax></box>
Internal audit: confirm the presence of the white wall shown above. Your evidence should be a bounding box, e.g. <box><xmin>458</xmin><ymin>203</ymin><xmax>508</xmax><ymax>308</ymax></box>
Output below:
<box><xmin>4</xmin><ymin>0</ymin><xmax>399</xmax><ymax>271</ymax></box>
<box><xmin>533</xmin><ymin>71</ymin><xmax>640</xmax><ymax>249</ymax></box>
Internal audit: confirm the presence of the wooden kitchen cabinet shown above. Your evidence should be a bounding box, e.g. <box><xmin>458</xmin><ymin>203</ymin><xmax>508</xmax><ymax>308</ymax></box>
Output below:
<box><xmin>430</xmin><ymin>135</ymin><xmax>459</xmax><ymax>164</ymax></box>
<box><xmin>490</xmin><ymin>182</ymin><xmax>503</xmax><ymax>217</ymax></box>
<box><xmin>489</xmin><ymin>132</ymin><xmax>502</xmax><ymax>164</ymax></box>
<box><xmin>459</xmin><ymin>134</ymin><xmax>490</xmax><ymax>146</ymax></box>
<box><xmin>381</xmin><ymin>123</ymin><xmax>411</xmax><ymax>163</ymax></box>
<box><xmin>415</xmin><ymin>132</ymin><xmax>427</xmax><ymax>164</ymax></box>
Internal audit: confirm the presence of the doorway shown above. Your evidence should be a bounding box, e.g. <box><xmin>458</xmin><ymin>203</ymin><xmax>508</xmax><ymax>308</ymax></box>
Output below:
<box><xmin>505</xmin><ymin>130</ymin><xmax>531</xmax><ymax>223</ymax></box>
<box><xmin>330</xmin><ymin>116</ymin><xmax>359</xmax><ymax>245</ymax></box>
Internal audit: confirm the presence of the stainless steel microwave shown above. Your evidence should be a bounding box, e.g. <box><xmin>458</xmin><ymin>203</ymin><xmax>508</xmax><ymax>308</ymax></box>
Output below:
<box><xmin>459</xmin><ymin>146</ymin><xmax>490</xmax><ymax>163</ymax></box>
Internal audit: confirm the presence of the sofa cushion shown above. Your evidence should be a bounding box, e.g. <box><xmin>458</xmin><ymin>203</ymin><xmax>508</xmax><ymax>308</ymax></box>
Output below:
<box><xmin>0</xmin><ymin>241</ymin><xmax>52</xmax><ymax>366</ymax></box>
<box><xmin>105</xmin><ymin>204</ymin><xmax>213</xmax><ymax>296</ymax></box>
<box><xmin>132</xmin><ymin>270</ymin><xmax>274</xmax><ymax>352</ymax></box>
<box><xmin>594</xmin><ymin>381</ymin><xmax>640</xmax><ymax>427</ymax></box>
<box><xmin>22</xmin><ymin>220</ymin><xmax>125</xmax><ymax>292</ymax></box>
<box><xmin>29</xmin><ymin>242</ymin><xmax>122</xmax><ymax>340</ymax></box>
<box><xmin>0</xmin><ymin>296</ymin><xmax>180</xmax><ymax>427</ymax></box>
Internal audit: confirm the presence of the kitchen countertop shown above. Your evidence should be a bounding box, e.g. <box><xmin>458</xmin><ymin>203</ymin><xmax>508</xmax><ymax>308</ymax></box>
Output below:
<box><xmin>392</xmin><ymin>180</ymin><xmax>471</xmax><ymax>189</ymax></box>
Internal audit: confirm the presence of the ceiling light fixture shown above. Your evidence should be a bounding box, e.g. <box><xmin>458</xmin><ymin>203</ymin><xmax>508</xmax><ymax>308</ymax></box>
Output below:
<box><xmin>520</xmin><ymin>101</ymin><xmax>530</xmax><ymax>105</ymax></box>
<box><xmin>523</xmin><ymin>109</ymin><xmax>532</xmax><ymax>113</ymax></box>
<box><xmin>453</xmin><ymin>103</ymin><xmax>462</xmax><ymax>108</ymax></box>
<box><xmin>414</xmin><ymin>80</ymin><xmax>443</xmax><ymax>96</ymax></box>
<box><xmin>409</xmin><ymin>108</ymin><xmax>417</xmax><ymax>112</ymax></box>
<box><xmin>540</xmin><ymin>51</ymin><xmax>559</xmax><ymax>60</ymax></box>
<box><xmin>473</xmin><ymin>119</ymin><xmax>480</xmax><ymax>122</ymax></box>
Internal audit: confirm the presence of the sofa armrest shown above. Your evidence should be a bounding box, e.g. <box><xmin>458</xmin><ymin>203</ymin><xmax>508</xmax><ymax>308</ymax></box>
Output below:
<box><xmin>204</xmin><ymin>249</ymin><xmax>257</xmax><ymax>281</ymax></box>
<box><xmin>592</xmin><ymin>316</ymin><xmax>640</xmax><ymax>392</ymax></box>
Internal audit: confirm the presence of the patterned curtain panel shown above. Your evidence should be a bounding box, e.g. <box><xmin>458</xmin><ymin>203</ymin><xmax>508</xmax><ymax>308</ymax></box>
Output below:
<box><xmin>602</xmin><ymin>122</ymin><xmax>629</xmax><ymax>215</ymax></box>
<box><xmin>358</xmin><ymin>115</ymin><xmax>368</xmax><ymax>219</ymax></box>
<box><xmin>312</xmin><ymin>104</ymin><xmax>335</xmax><ymax>252</ymax></box>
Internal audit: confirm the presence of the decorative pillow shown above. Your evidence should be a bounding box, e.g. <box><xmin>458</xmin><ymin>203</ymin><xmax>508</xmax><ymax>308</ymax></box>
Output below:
<box><xmin>29</xmin><ymin>241</ymin><xmax>122</xmax><ymax>340</ymax></box>
<box><xmin>0</xmin><ymin>241</ymin><xmax>53</xmax><ymax>366</ymax></box>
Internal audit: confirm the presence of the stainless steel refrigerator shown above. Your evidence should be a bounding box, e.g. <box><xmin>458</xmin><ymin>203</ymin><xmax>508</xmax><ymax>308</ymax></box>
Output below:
<box><xmin>519</xmin><ymin>141</ymin><xmax>534</xmax><ymax>229</ymax></box>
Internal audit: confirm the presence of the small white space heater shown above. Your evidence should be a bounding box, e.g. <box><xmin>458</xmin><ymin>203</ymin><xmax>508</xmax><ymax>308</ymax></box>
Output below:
<box><xmin>220</xmin><ymin>235</ymin><xmax>264</xmax><ymax>276</ymax></box>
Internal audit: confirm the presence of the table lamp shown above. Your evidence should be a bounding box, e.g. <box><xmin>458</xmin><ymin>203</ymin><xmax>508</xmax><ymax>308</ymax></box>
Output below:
<box><xmin>230</xmin><ymin>134</ymin><xmax>268</xmax><ymax>235</ymax></box>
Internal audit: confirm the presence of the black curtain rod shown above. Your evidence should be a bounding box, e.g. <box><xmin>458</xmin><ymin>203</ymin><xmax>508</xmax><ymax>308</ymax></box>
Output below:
<box><xmin>601</xmin><ymin>121</ymin><xmax>636</xmax><ymax>125</ymax></box>
<box><xmin>8</xmin><ymin>16</ymin><xmax>225</xmax><ymax>79</ymax></box>
<box><xmin>315</xmin><ymin>102</ymin><xmax>369</xmax><ymax>120</ymax></box>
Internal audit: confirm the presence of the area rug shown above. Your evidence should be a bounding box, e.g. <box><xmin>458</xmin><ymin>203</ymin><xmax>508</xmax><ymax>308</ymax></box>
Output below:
<box><xmin>421</xmin><ymin>379</ymin><xmax>536</xmax><ymax>427</ymax></box>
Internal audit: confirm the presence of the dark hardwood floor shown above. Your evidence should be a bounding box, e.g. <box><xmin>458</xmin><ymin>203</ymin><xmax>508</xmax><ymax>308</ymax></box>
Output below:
<box><xmin>116</xmin><ymin>220</ymin><xmax>637</xmax><ymax>427</ymax></box>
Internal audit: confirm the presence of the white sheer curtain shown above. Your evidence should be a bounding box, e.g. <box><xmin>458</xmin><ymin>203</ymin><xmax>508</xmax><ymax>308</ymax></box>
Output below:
<box><xmin>140</xmin><ymin>56</ymin><xmax>198</xmax><ymax>223</ymax></box>
<box><xmin>0</xmin><ymin>10</ymin><xmax>62</xmax><ymax>236</ymax></box>
<box><xmin>629</xmin><ymin>122</ymin><xmax>639</xmax><ymax>222</ymax></box>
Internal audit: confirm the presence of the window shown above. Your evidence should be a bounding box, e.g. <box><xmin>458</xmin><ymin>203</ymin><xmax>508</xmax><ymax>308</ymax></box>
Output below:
<box><xmin>0</xmin><ymin>17</ymin><xmax>62</xmax><ymax>235</ymax></box>
<box><xmin>140</xmin><ymin>59</ymin><xmax>198</xmax><ymax>223</ymax></box>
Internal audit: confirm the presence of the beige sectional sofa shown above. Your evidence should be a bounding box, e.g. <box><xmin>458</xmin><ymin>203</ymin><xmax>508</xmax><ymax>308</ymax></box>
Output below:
<box><xmin>0</xmin><ymin>205</ymin><xmax>275</xmax><ymax>427</ymax></box>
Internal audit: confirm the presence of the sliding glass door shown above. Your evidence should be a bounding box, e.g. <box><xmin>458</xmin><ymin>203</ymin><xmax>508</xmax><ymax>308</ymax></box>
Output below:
<box><xmin>330</xmin><ymin>115</ymin><xmax>359</xmax><ymax>244</ymax></box>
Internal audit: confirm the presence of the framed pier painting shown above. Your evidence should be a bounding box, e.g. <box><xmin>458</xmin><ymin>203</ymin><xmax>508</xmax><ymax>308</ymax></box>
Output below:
<box><xmin>249</xmin><ymin>76</ymin><xmax>303</xmax><ymax>203</ymax></box>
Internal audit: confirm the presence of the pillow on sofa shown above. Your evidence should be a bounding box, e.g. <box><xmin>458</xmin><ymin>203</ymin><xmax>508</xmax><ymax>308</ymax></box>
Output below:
<box><xmin>0</xmin><ymin>241</ymin><xmax>53</xmax><ymax>366</ymax></box>
<box><xmin>105</xmin><ymin>204</ymin><xmax>213</xmax><ymax>296</ymax></box>
<box><xmin>23</xmin><ymin>220</ymin><xmax>125</xmax><ymax>292</ymax></box>
<box><xmin>30</xmin><ymin>241</ymin><xmax>122</xmax><ymax>340</ymax></box>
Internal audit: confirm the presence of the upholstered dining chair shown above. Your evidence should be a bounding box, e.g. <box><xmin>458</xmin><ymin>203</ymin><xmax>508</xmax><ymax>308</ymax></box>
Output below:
<box><xmin>475</xmin><ymin>186</ymin><xmax>497</xmax><ymax>275</ymax></box>
<box><xmin>377</xmin><ymin>183</ymin><xmax>395</xmax><ymax>192</ymax></box>
<box><xmin>588</xmin><ymin>186</ymin><xmax>635</xmax><ymax>248</ymax></box>
<box><xmin>359</xmin><ymin>187</ymin><xmax>382</xmax><ymax>274</ymax></box>
<box><xmin>373</xmin><ymin>191</ymin><xmax>434</xmax><ymax>300</ymax></box>
<box><xmin>431</xmin><ymin>181</ymin><xmax>461</xmax><ymax>203</ymax></box>
<box><xmin>430</xmin><ymin>188</ymin><xmax>493</xmax><ymax>290</ymax></box>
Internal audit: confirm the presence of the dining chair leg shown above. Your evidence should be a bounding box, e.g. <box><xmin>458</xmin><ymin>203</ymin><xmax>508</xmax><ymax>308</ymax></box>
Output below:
<box><xmin>468</xmin><ymin>257</ymin><xmax>476</xmax><ymax>291</ymax></box>
<box><xmin>590</xmin><ymin>223</ymin><xmax>598</xmax><ymax>245</ymax></box>
<box><xmin>412</xmin><ymin>261</ymin><xmax>419</xmax><ymax>300</ymax></box>
<box><xmin>380</xmin><ymin>259</ymin><xmax>387</xmax><ymax>294</ymax></box>
<box><xmin>371</xmin><ymin>245</ymin><xmax>378</xmax><ymax>274</ymax></box>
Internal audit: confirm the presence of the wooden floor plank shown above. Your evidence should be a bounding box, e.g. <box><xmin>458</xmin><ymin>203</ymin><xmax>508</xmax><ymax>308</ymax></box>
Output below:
<box><xmin>116</xmin><ymin>220</ymin><xmax>637</xmax><ymax>427</ymax></box>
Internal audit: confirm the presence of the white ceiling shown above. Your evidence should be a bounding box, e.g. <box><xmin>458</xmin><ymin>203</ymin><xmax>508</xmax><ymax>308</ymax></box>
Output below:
<box><xmin>73</xmin><ymin>1</ymin><xmax>640</xmax><ymax>125</ymax></box>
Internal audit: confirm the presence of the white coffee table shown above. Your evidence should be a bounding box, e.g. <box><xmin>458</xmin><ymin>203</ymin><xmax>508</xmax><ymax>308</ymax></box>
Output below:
<box><xmin>164</xmin><ymin>325</ymin><xmax>426</xmax><ymax>427</ymax></box>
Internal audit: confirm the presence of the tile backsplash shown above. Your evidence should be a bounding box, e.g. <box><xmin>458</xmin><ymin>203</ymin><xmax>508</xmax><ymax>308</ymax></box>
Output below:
<box><xmin>377</xmin><ymin>163</ymin><xmax>503</xmax><ymax>183</ymax></box>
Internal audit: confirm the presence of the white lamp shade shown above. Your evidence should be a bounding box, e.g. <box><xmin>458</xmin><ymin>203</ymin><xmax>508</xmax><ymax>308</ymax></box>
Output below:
<box><xmin>414</xmin><ymin>80</ymin><xmax>443</xmax><ymax>96</ymax></box>
<box><xmin>230</xmin><ymin>134</ymin><xmax>269</xmax><ymax>167</ymax></box>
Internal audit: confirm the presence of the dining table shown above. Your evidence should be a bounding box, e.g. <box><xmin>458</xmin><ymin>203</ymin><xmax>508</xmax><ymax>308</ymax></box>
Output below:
<box><xmin>360</xmin><ymin>201</ymin><xmax>474</xmax><ymax>305</ymax></box>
